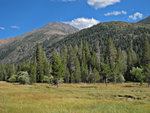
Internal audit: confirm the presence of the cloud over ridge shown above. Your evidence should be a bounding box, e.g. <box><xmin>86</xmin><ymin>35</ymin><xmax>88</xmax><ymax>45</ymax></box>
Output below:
<box><xmin>65</xmin><ymin>17</ymin><xmax>100</xmax><ymax>29</ymax></box>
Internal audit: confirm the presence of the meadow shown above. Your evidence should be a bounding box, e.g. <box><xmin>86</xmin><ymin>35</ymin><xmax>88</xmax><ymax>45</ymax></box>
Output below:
<box><xmin>0</xmin><ymin>81</ymin><xmax>150</xmax><ymax>113</ymax></box>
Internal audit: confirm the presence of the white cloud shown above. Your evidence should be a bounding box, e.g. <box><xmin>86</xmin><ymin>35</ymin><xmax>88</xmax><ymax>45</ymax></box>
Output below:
<box><xmin>0</xmin><ymin>27</ymin><xmax>5</xmax><ymax>30</ymax></box>
<box><xmin>122</xmin><ymin>10</ymin><xmax>127</xmax><ymax>15</ymax></box>
<box><xmin>129</xmin><ymin>12</ymin><xmax>143</xmax><ymax>20</ymax></box>
<box><xmin>87</xmin><ymin>0</ymin><xmax>120</xmax><ymax>9</ymax></box>
<box><xmin>11</xmin><ymin>25</ymin><xmax>20</xmax><ymax>29</ymax></box>
<box><xmin>65</xmin><ymin>17</ymin><xmax>100</xmax><ymax>29</ymax></box>
<box><xmin>104</xmin><ymin>10</ymin><xmax>127</xmax><ymax>16</ymax></box>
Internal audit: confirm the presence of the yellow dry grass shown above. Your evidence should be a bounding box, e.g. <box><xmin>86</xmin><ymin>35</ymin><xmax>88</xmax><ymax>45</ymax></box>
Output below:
<box><xmin>0</xmin><ymin>81</ymin><xmax>150</xmax><ymax>113</ymax></box>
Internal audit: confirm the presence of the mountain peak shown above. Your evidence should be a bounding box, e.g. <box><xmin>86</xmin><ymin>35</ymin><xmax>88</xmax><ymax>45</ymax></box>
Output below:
<box><xmin>42</xmin><ymin>21</ymin><xmax>79</xmax><ymax>35</ymax></box>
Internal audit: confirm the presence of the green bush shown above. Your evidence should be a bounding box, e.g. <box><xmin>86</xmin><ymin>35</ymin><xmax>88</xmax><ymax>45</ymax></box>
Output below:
<box><xmin>43</xmin><ymin>75</ymin><xmax>53</xmax><ymax>83</ymax></box>
<box><xmin>17</xmin><ymin>71</ymin><xmax>30</xmax><ymax>84</ymax></box>
<box><xmin>130</xmin><ymin>67</ymin><xmax>145</xmax><ymax>85</ymax></box>
<box><xmin>117</xmin><ymin>74</ymin><xmax>125</xmax><ymax>83</ymax></box>
<box><xmin>8</xmin><ymin>75</ymin><xmax>18</xmax><ymax>82</ymax></box>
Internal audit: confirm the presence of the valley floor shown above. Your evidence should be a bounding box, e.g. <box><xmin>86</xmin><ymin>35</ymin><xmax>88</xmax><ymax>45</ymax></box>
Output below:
<box><xmin>0</xmin><ymin>82</ymin><xmax>150</xmax><ymax>113</ymax></box>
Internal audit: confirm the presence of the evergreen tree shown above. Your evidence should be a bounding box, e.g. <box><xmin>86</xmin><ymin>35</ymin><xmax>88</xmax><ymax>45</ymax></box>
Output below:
<box><xmin>141</xmin><ymin>37</ymin><xmax>150</xmax><ymax>66</ymax></box>
<box><xmin>51</xmin><ymin>49</ymin><xmax>64</xmax><ymax>88</ymax></box>
<box><xmin>96</xmin><ymin>41</ymin><xmax>101</xmax><ymax>72</ymax></box>
<box><xmin>126</xmin><ymin>41</ymin><xmax>137</xmax><ymax>81</ymax></box>
<box><xmin>85</xmin><ymin>41</ymin><xmax>91</xmax><ymax>68</ymax></box>
<box><xmin>91</xmin><ymin>51</ymin><xmax>99</xmax><ymax>70</ymax></box>
<box><xmin>74</xmin><ymin>57</ymin><xmax>81</xmax><ymax>83</ymax></box>
<box><xmin>78</xmin><ymin>40</ymin><xmax>83</xmax><ymax>64</ymax></box>
<box><xmin>35</xmin><ymin>44</ymin><xmax>44</xmax><ymax>82</ymax></box>
<box><xmin>68</xmin><ymin>45</ymin><xmax>76</xmax><ymax>83</ymax></box>
<box><xmin>61</xmin><ymin>45</ymin><xmax>69</xmax><ymax>83</ymax></box>
<box><xmin>114</xmin><ymin>49</ymin><xmax>126</xmax><ymax>82</ymax></box>
<box><xmin>105</xmin><ymin>38</ymin><xmax>117</xmax><ymax>69</ymax></box>
<box><xmin>88</xmin><ymin>68</ymin><xmax>100</xmax><ymax>83</ymax></box>
<box><xmin>105</xmin><ymin>38</ymin><xmax>117</xmax><ymax>82</ymax></box>
<box><xmin>81</xmin><ymin>50</ymin><xmax>88</xmax><ymax>82</ymax></box>
<box><xmin>141</xmin><ymin>37</ymin><xmax>150</xmax><ymax>86</ymax></box>
<box><xmin>101</xmin><ymin>57</ymin><xmax>112</xmax><ymax>87</ymax></box>
<box><xmin>30</xmin><ymin>57</ymin><xmax>37</xmax><ymax>83</ymax></box>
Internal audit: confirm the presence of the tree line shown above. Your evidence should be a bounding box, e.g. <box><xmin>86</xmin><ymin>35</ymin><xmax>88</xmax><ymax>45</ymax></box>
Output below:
<box><xmin>0</xmin><ymin>37</ymin><xmax>150</xmax><ymax>87</ymax></box>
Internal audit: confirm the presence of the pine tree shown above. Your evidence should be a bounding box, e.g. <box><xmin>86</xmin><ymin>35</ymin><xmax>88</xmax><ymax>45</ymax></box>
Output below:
<box><xmin>81</xmin><ymin>50</ymin><xmax>88</xmax><ymax>82</ymax></box>
<box><xmin>61</xmin><ymin>45</ymin><xmax>69</xmax><ymax>83</ymax></box>
<box><xmin>96</xmin><ymin>41</ymin><xmax>101</xmax><ymax>72</ymax></box>
<box><xmin>78</xmin><ymin>40</ymin><xmax>83</xmax><ymax>64</ymax></box>
<box><xmin>43</xmin><ymin>53</ymin><xmax>50</xmax><ymax>77</ymax></box>
<box><xmin>51</xmin><ymin>49</ymin><xmax>64</xmax><ymax>88</ymax></box>
<box><xmin>85</xmin><ymin>41</ymin><xmax>91</xmax><ymax>68</ymax></box>
<box><xmin>68</xmin><ymin>45</ymin><xmax>76</xmax><ymax>83</ymax></box>
<box><xmin>105</xmin><ymin>38</ymin><xmax>117</xmax><ymax>82</ymax></box>
<box><xmin>101</xmin><ymin>57</ymin><xmax>112</xmax><ymax>87</ymax></box>
<box><xmin>91</xmin><ymin>51</ymin><xmax>99</xmax><ymax>70</ymax></box>
<box><xmin>126</xmin><ymin>41</ymin><xmax>137</xmax><ymax>81</ymax></box>
<box><xmin>35</xmin><ymin>44</ymin><xmax>44</xmax><ymax>82</ymax></box>
<box><xmin>105</xmin><ymin>38</ymin><xmax>117</xmax><ymax>69</ymax></box>
<box><xmin>141</xmin><ymin>37</ymin><xmax>150</xmax><ymax>86</ymax></box>
<box><xmin>141</xmin><ymin>37</ymin><xmax>150</xmax><ymax>66</ymax></box>
<box><xmin>30</xmin><ymin>56</ymin><xmax>37</xmax><ymax>83</ymax></box>
<box><xmin>74</xmin><ymin>57</ymin><xmax>81</xmax><ymax>83</ymax></box>
<box><xmin>114</xmin><ymin>49</ymin><xmax>126</xmax><ymax>82</ymax></box>
<box><xmin>89</xmin><ymin>68</ymin><xmax>100</xmax><ymax>83</ymax></box>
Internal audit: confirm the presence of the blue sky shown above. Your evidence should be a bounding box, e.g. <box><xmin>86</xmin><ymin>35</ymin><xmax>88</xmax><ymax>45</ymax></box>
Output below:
<box><xmin>0</xmin><ymin>0</ymin><xmax>150</xmax><ymax>39</ymax></box>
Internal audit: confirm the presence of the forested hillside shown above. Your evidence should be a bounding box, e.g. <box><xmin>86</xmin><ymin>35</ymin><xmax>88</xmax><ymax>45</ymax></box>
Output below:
<box><xmin>0</xmin><ymin>37</ymin><xmax>150</xmax><ymax>87</ymax></box>
<box><xmin>46</xmin><ymin>21</ymin><xmax>150</xmax><ymax>58</ymax></box>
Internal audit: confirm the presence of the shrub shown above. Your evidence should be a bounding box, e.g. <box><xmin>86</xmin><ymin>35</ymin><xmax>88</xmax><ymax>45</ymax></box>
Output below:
<box><xmin>17</xmin><ymin>71</ymin><xmax>30</xmax><ymax>84</ymax></box>
<box><xmin>117</xmin><ymin>74</ymin><xmax>125</xmax><ymax>83</ymax></box>
<box><xmin>130</xmin><ymin>67</ymin><xmax>145</xmax><ymax>85</ymax></box>
<box><xmin>8</xmin><ymin>75</ymin><xmax>18</xmax><ymax>82</ymax></box>
<box><xmin>43</xmin><ymin>75</ymin><xmax>53</xmax><ymax>83</ymax></box>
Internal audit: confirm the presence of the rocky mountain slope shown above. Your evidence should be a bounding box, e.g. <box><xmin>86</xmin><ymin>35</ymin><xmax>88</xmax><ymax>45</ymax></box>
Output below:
<box><xmin>0</xmin><ymin>22</ymin><xmax>78</xmax><ymax>64</ymax></box>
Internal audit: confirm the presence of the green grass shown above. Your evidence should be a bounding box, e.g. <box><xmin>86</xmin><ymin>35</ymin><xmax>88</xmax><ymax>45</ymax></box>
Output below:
<box><xmin>0</xmin><ymin>82</ymin><xmax>150</xmax><ymax>113</ymax></box>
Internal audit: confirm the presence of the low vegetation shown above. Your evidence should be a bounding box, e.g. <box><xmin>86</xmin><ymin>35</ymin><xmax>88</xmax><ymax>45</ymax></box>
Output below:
<box><xmin>0</xmin><ymin>82</ymin><xmax>150</xmax><ymax>113</ymax></box>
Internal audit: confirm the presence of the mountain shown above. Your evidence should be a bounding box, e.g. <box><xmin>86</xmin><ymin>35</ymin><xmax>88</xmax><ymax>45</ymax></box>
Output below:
<box><xmin>0</xmin><ymin>22</ymin><xmax>78</xmax><ymax>64</ymax></box>
<box><xmin>0</xmin><ymin>37</ymin><xmax>17</xmax><ymax>46</ymax></box>
<box><xmin>138</xmin><ymin>16</ymin><xmax>150</xmax><ymax>24</ymax></box>
<box><xmin>1</xmin><ymin>17</ymin><xmax>150</xmax><ymax>65</ymax></box>
<box><xmin>45</xmin><ymin>21</ymin><xmax>150</xmax><ymax>58</ymax></box>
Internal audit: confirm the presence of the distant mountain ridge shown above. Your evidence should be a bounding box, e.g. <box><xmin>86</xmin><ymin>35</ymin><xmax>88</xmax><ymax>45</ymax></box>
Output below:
<box><xmin>0</xmin><ymin>22</ymin><xmax>78</xmax><ymax>64</ymax></box>
<box><xmin>0</xmin><ymin>22</ymin><xmax>78</xmax><ymax>46</ymax></box>
<box><xmin>138</xmin><ymin>16</ymin><xmax>150</xmax><ymax>24</ymax></box>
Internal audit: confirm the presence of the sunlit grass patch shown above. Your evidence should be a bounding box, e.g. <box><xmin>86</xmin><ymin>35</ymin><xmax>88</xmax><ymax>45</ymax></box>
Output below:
<box><xmin>0</xmin><ymin>82</ymin><xmax>150</xmax><ymax>113</ymax></box>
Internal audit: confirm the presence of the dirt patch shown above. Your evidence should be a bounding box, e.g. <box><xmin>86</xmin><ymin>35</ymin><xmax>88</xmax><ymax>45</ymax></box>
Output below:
<box><xmin>115</xmin><ymin>94</ymin><xmax>144</xmax><ymax>100</ymax></box>
<box><xmin>123</xmin><ymin>85</ymin><xmax>136</xmax><ymax>88</ymax></box>
<box><xmin>80</xmin><ymin>86</ymin><xmax>97</xmax><ymax>88</ymax></box>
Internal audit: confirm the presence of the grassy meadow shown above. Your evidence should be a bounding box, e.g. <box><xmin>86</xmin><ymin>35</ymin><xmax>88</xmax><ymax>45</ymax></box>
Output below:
<box><xmin>0</xmin><ymin>81</ymin><xmax>150</xmax><ymax>113</ymax></box>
